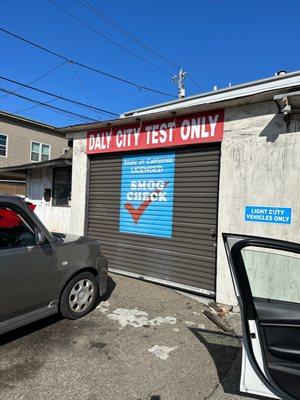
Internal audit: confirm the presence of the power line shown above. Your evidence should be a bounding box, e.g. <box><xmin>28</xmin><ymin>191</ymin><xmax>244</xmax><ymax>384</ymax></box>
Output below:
<box><xmin>0</xmin><ymin>61</ymin><xmax>66</xmax><ymax>100</ymax></box>
<box><xmin>15</xmin><ymin>98</ymin><xmax>98</xmax><ymax>124</ymax></box>
<box><xmin>76</xmin><ymin>0</ymin><xmax>180</xmax><ymax>70</ymax></box>
<box><xmin>48</xmin><ymin>0</ymin><xmax>171</xmax><ymax>76</ymax></box>
<box><xmin>0</xmin><ymin>86</ymin><xmax>98</xmax><ymax>122</ymax></box>
<box><xmin>15</xmin><ymin>98</ymin><xmax>93</xmax><ymax>123</ymax></box>
<box><xmin>15</xmin><ymin>98</ymin><xmax>58</xmax><ymax>114</ymax></box>
<box><xmin>187</xmin><ymin>75</ymin><xmax>205</xmax><ymax>92</ymax></box>
<box><xmin>0</xmin><ymin>26</ymin><xmax>175</xmax><ymax>98</ymax></box>
<box><xmin>0</xmin><ymin>75</ymin><xmax>119</xmax><ymax>116</ymax></box>
<box><xmin>70</xmin><ymin>63</ymin><xmax>103</xmax><ymax>120</ymax></box>
<box><xmin>74</xmin><ymin>0</ymin><xmax>205</xmax><ymax>93</ymax></box>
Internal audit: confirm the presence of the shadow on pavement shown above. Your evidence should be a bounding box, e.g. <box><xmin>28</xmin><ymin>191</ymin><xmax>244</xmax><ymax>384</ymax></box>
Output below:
<box><xmin>190</xmin><ymin>328</ymin><xmax>267</xmax><ymax>399</ymax></box>
<box><xmin>0</xmin><ymin>276</ymin><xmax>117</xmax><ymax>347</ymax></box>
<box><xmin>189</xmin><ymin>328</ymin><xmax>257</xmax><ymax>398</ymax></box>
<box><xmin>100</xmin><ymin>275</ymin><xmax>116</xmax><ymax>302</ymax></box>
<box><xmin>0</xmin><ymin>314</ymin><xmax>62</xmax><ymax>347</ymax></box>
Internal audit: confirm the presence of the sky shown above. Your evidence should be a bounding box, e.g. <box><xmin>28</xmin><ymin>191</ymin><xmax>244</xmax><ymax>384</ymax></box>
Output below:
<box><xmin>0</xmin><ymin>0</ymin><xmax>299</xmax><ymax>127</ymax></box>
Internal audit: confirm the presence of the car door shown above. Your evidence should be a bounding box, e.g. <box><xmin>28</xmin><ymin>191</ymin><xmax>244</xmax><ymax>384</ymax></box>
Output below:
<box><xmin>0</xmin><ymin>202</ymin><xmax>58</xmax><ymax>323</ymax></box>
<box><xmin>223</xmin><ymin>233</ymin><xmax>300</xmax><ymax>400</ymax></box>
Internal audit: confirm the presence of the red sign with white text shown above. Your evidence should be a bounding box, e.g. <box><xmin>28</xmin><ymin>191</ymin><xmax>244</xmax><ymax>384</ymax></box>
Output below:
<box><xmin>86</xmin><ymin>109</ymin><xmax>224</xmax><ymax>154</ymax></box>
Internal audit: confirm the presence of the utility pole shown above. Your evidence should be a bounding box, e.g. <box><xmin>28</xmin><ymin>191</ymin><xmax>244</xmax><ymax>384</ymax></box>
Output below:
<box><xmin>172</xmin><ymin>68</ymin><xmax>187</xmax><ymax>98</ymax></box>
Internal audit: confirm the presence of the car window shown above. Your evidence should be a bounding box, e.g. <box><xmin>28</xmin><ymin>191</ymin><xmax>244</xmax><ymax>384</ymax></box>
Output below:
<box><xmin>241</xmin><ymin>246</ymin><xmax>300</xmax><ymax>303</ymax></box>
<box><xmin>0</xmin><ymin>206</ymin><xmax>37</xmax><ymax>249</ymax></box>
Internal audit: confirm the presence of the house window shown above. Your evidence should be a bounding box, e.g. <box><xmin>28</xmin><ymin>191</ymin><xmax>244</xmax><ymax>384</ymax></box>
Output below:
<box><xmin>0</xmin><ymin>134</ymin><xmax>8</xmax><ymax>157</ymax></box>
<box><xmin>31</xmin><ymin>142</ymin><xmax>50</xmax><ymax>162</ymax></box>
<box><xmin>52</xmin><ymin>167</ymin><xmax>72</xmax><ymax>207</ymax></box>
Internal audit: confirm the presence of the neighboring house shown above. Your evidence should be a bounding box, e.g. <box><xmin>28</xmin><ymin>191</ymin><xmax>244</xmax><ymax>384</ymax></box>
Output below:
<box><xmin>0</xmin><ymin>149</ymin><xmax>72</xmax><ymax>232</ymax></box>
<box><xmin>0</xmin><ymin>110</ymin><xmax>69</xmax><ymax>195</ymax></box>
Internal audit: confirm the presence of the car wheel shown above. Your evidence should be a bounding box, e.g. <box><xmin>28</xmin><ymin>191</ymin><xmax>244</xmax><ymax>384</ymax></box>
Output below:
<box><xmin>60</xmin><ymin>271</ymin><xmax>98</xmax><ymax>319</ymax></box>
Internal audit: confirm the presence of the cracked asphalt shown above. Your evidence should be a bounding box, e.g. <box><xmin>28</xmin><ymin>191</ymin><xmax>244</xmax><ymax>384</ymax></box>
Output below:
<box><xmin>0</xmin><ymin>273</ymin><xmax>247</xmax><ymax>400</ymax></box>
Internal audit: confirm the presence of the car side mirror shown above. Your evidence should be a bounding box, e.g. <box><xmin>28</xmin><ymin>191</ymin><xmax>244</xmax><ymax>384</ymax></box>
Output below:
<box><xmin>37</xmin><ymin>230</ymin><xmax>46</xmax><ymax>245</ymax></box>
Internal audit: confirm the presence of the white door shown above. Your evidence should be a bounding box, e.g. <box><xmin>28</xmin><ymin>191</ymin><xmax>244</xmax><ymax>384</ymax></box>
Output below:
<box><xmin>27</xmin><ymin>169</ymin><xmax>44</xmax><ymax>206</ymax></box>
<box><xmin>223</xmin><ymin>233</ymin><xmax>300</xmax><ymax>400</ymax></box>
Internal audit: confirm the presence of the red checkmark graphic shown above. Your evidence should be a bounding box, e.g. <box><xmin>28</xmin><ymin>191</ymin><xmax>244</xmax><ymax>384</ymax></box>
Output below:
<box><xmin>125</xmin><ymin>181</ymin><xmax>169</xmax><ymax>224</ymax></box>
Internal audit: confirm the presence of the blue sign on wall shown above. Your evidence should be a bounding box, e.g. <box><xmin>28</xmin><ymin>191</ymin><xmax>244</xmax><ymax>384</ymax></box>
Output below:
<box><xmin>119</xmin><ymin>152</ymin><xmax>175</xmax><ymax>238</ymax></box>
<box><xmin>245</xmin><ymin>205</ymin><xmax>292</xmax><ymax>224</ymax></box>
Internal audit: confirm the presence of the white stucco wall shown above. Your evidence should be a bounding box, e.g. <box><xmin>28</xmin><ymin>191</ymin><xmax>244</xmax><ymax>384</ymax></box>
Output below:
<box><xmin>27</xmin><ymin>166</ymin><xmax>72</xmax><ymax>233</ymax></box>
<box><xmin>69</xmin><ymin>132</ymin><xmax>88</xmax><ymax>235</ymax></box>
<box><xmin>35</xmin><ymin>205</ymin><xmax>71</xmax><ymax>233</ymax></box>
<box><xmin>216</xmin><ymin>101</ymin><xmax>300</xmax><ymax>305</ymax></box>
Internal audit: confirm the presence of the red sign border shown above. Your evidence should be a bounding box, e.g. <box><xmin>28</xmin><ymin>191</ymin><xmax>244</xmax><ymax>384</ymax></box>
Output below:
<box><xmin>86</xmin><ymin>108</ymin><xmax>224</xmax><ymax>154</ymax></box>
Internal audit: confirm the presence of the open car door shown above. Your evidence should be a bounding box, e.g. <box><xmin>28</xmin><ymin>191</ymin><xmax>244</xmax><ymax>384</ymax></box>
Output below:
<box><xmin>223</xmin><ymin>233</ymin><xmax>300</xmax><ymax>400</ymax></box>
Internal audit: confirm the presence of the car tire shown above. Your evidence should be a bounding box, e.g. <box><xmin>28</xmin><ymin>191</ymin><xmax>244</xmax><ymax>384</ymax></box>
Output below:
<box><xmin>60</xmin><ymin>271</ymin><xmax>99</xmax><ymax>320</ymax></box>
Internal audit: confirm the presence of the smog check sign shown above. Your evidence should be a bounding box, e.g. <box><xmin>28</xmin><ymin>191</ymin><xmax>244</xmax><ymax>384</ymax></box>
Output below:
<box><xmin>245</xmin><ymin>206</ymin><xmax>292</xmax><ymax>225</ymax></box>
<box><xmin>119</xmin><ymin>152</ymin><xmax>175</xmax><ymax>238</ymax></box>
<box><xmin>86</xmin><ymin>109</ymin><xmax>224</xmax><ymax>154</ymax></box>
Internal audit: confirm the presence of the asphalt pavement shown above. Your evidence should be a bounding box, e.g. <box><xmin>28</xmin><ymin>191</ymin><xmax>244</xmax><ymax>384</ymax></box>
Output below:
<box><xmin>0</xmin><ymin>273</ymin><xmax>256</xmax><ymax>400</ymax></box>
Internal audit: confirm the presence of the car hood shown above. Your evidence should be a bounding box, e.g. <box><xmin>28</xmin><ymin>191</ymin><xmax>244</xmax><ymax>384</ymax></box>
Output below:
<box><xmin>52</xmin><ymin>232</ymin><xmax>99</xmax><ymax>246</ymax></box>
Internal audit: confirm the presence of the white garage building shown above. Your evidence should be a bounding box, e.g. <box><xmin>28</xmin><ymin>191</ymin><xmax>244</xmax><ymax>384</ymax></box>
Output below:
<box><xmin>60</xmin><ymin>71</ymin><xmax>300</xmax><ymax>306</ymax></box>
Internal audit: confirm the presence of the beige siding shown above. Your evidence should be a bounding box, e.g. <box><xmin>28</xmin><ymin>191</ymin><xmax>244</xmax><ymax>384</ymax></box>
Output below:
<box><xmin>0</xmin><ymin>180</ymin><xmax>25</xmax><ymax>195</ymax></box>
<box><xmin>0</xmin><ymin>119</ymin><xmax>67</xmax><ymax>168</ymax></box>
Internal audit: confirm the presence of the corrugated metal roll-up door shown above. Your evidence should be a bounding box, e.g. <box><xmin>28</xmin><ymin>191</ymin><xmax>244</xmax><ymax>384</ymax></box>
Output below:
<box><xmin>87</xmin><ymin>144</ymin><xmax>220</xmax><ymax>297</ymax></box>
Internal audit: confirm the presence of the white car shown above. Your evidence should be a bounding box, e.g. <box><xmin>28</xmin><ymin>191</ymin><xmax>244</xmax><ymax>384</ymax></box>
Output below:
<box><xmin>224</xmin><ymin>234</ymin><xmax>300</xmax><ymax>400</ymax></box>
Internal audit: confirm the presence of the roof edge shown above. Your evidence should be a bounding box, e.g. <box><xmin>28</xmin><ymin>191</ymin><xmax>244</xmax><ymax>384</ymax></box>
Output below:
<box><xmin>0</xmin><ymin>158</ymin><xmax>72</xmax><ymax>172</ymax></box>
<box><xmin>123</xmin><ymin>70</ymin><xmax>300</xmax><ymax>116</ymax></box>
<box><xmin>58</xmin><ymin>71</ymin><xmax>300</xmax><ymax>134</ymax></box>
<box><xmin>0</xmin><ymin>110</ymin><xmax>58</xmax><ymax>132</ymax></box>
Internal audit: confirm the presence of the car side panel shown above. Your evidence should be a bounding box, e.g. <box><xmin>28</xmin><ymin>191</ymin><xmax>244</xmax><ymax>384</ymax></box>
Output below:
<box><xmin>53</xmin><ymin>238</ymin><xmax>103</xmax><ymax>298</ymax></box>
<box><xmin>0</xmin><ymin>244</ymin><xmax>58</xmax><ymax>322</ymax></box>
<box><xmin>0</xmin><ymin>305</ymin><xmax>58</xmax><ymax>336</ymax></box>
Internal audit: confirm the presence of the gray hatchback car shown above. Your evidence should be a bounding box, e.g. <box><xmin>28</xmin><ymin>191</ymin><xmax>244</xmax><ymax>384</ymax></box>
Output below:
<box><xmin>0</xmin><ymin>194</ymin><xmax>108</xmax><ymax>335</ymax></box>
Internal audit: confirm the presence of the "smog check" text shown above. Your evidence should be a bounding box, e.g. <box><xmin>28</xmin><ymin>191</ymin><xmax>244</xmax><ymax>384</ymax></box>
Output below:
<box><xmin>126</xmin><ymin>180</ymin><xmax>168</xmax><ymax>201</ymax></box>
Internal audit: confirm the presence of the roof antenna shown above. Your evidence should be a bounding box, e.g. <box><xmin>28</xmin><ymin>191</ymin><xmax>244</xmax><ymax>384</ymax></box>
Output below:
<box><xmin>172</xmin><ymin>68</ymin><xmax>187</xmax><ymax>98</ymax></box>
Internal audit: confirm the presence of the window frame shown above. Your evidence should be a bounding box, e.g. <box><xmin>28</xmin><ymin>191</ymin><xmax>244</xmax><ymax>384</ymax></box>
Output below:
<box><xmin>228</xmin><ymin>236</ymin><xmax>300</xmax><ymax>318</ymax></box>
<box><xmin>0</xmin><ymin>134</ymin><xmax>8</xmax><ymax>158</ymax></box>
<box><xmin>30</xmin><ymin>141</ymin><xmax>51</xmax><ymax>162</ymax></box>
<box><xmin>223</xmin><ymin>234</ymin><xmax>300</xmax><ymax>400</ymax></box>
<box><xmin>0</xmin><ymin>203</ymin><xmax>39</xmax><ymax>250</ymax></box>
